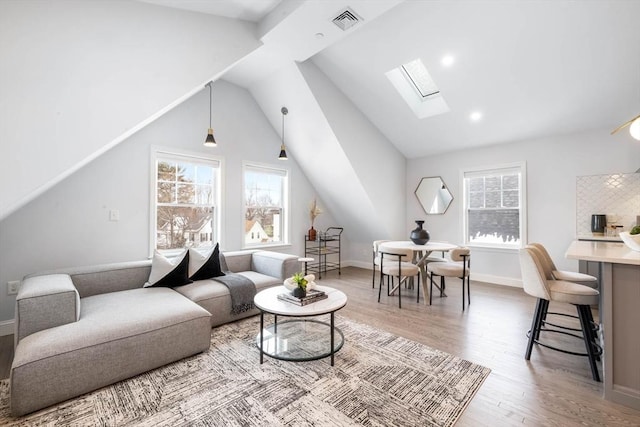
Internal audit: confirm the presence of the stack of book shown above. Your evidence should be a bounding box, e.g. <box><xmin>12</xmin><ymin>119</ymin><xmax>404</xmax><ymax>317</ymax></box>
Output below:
<box><xmin>277</xmin><ymin>289</ymin><xmax>328</xmax><ymax>306</ymax></box>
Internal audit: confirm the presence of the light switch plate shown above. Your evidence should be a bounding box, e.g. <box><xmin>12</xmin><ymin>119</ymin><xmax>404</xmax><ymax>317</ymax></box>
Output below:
<box><xmin>7</xmin><ymin>281</ymin><xmax>20</xmax><ymax>295</ymax></box>
<box><xmin>109</xmin><ymin>209</ymin><xmax>120</xmax><ymax>221</ymax></box>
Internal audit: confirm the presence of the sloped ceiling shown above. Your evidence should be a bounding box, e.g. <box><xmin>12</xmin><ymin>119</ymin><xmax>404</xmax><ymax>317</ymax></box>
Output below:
<box><xmin>144</xmin><ymin>0</ymin><xmax>640</xmax><ymax>159</ymax></box>
<box><xmin>0</xmin><ymin>0</ymin><xmax>261</xmax><ymax>220</ymax></box>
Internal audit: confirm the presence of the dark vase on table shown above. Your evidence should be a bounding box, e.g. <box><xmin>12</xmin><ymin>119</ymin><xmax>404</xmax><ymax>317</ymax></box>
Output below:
<box><xmin>292</xmin><ymin>287</ymin><xmax>306</xmax><ymax>298</ymax></box>
<box><xmin>410</xmin><ymin>220</ymin><xmax>430</xmax><ymax>245</ymax></box>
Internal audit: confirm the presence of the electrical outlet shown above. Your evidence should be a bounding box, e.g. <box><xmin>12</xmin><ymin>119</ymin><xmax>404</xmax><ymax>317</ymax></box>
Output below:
<box><xmin>109</xmin><ymin>209</ymin><xmax>120</xmax><ymax>221</ymax></box>
<box><xmin>7</xmin><ymin>281</ymin><xmax>20</xmax><ymax>295</ymax></box>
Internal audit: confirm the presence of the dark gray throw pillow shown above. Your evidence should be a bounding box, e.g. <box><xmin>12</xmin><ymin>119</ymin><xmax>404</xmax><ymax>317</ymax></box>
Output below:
<box><xmin>189</xmin><ymin>243</ymin><xmax>225</xmax><ymax>280</ymax></box>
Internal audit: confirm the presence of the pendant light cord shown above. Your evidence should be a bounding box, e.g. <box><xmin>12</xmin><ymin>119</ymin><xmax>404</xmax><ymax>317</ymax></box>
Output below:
<box><xmin>208</xmin><ymin>83</ymin><xmax>212</xmax><ymax>129</ymax></box>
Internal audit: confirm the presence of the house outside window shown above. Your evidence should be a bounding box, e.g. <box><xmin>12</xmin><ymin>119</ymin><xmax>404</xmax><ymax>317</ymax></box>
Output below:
<box><xmin>152</xmin><ymin>150</ymin><xmax>221</xmax><ymax>253</ymax></box>
<box><xmin>243</xmin><ymin>164</ymin><xmax>288</xmax><ymax>247</ymax></box>
<box><xmin>462</xmin><ymin>162</ymin><xmax>526</xmax><ymax>249</ymax></box>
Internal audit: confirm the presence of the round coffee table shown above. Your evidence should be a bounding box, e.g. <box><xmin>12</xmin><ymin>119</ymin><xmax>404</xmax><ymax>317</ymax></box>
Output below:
<box><xmin>254</xmin><ymin>285</ymin><xmax>347</xmax><ymax>366</ymax></box>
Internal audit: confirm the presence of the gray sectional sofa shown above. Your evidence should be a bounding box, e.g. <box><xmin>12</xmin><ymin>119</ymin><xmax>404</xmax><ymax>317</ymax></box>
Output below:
<box><xmin>10</xmin><ymin>249</ymin><xmax>298</xmax><ymax>416</ymax></box>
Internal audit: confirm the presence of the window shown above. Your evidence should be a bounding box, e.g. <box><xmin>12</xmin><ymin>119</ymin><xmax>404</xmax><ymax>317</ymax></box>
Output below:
<box><xmin>243</xmin><ymin>164</ymin><xmax>288</xmax><ymax>247</ymax></box>
<box><xmin>152</xmin><ymin>151</ymin><xmax>220</xmax><ymax>253</ymax></box>
<box><xmin>462</xmin><ymin>163</ymin><xmax>526</xmax><ymax>248</ymax></box>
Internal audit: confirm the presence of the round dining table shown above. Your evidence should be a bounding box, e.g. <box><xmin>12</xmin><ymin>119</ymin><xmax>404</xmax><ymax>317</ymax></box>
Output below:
<box><xmin>379</xmin><ymin>241</ymin><xmax>459</xmax><ymax>305</ymax></box>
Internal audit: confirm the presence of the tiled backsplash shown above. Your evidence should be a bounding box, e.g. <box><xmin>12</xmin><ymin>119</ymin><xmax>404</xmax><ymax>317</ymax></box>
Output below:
<box><xmin>576</xmin><ymin>173</ymin><xmax>640</xmax><ymax>236</ymax></box>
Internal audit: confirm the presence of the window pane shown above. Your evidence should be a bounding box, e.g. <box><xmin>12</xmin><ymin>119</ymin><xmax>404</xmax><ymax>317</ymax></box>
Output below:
<box><xmin>196</xmin><ymin>185</ymin><xmax>213</xmax><ymax>204</ymax></box>
<box><xmin>503</xmin><ymin>190</ymin><xmax>519</xmax><ymax>208</ymax></box>
<box><xmin>177</xmin><ymin>163</ymin><xmax>195</xmax><ymax>183</ymax></box>
<box><xmin>177</xmin><ymin>183</ymin><xmax>195</xmax><ymax>204</ymax></box>
<box><xmin>156</xmin><ymin>206</ymin><xmax>213</xmax><ymax>249</ymax></box>
<box><xmin>196</xmin><ymin>166</ymin><xmax>214</xmax><ymax>184</ymax></box>
<box><xmin>485</xmin><ymin>191</ymin><xmax>501</xmax><ymax>208</ymax></box>
<box><xmin>244</xmin><ymin>166</ymin><xmax>287</xmax><ymax>246</ymax></box>
<box><xmin>502</xmin><ymin>174</ymin><xmax>519</xmax><ymax>190</ymax></box>
<box><xmin>469</xmin><ymin>177</ymin><xmax>484</xmax><ymax>192</ymax></box>
<box><xmin>485</xmin><ymin>176</ymin><xmax>501</xmax><ymax>192</ymax></box>
<box><xmin>157</xmin><ymin>182</ymin><xmax>175</xmax><ymax>203</ymax></box>
<box><xmin>469</xmin><ymin>191</ymin><xmax>484</xmax><ymax>209</ymax></box>
<box><xmin>158</xmin><ymin>161</ymin><xmax>175</xmax><ymax>181</ymax></box>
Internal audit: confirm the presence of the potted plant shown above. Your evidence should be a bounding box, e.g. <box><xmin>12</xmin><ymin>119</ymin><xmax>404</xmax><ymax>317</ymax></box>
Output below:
<box><xmin>291</xmin><ymin>272</ymin><xmax>308</xmax><ymax>298</ymax></box>
<box><xmin>309</xmin><ymin>198</ymin><xmax>322</xmax><ymax>241</ymax></box>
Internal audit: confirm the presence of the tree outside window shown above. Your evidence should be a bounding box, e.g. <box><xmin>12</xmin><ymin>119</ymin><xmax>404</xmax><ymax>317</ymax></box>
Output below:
<box><xmin>154</xmin><ymin>154</ymin><xmax>220</xmax><ymax>252</ymax></box>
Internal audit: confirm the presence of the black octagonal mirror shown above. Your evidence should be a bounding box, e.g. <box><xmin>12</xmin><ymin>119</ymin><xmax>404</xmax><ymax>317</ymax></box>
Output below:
<box><xmin>415</xmin><ymin>176</ymin><xmax>453</xmax><ymax>214</ymax></box>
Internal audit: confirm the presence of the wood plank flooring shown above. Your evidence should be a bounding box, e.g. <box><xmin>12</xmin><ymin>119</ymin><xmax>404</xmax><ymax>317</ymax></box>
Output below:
<box><xmin>1</xmin><ymin>266</ymin><xmax>639</xmax><ymax>426</ymax></box>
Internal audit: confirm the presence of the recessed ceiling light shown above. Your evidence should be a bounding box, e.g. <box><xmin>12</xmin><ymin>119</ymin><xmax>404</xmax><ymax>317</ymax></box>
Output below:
<box><xmin>315</xmin><ymin>32</ymin><xmax>324</xmax><ymax>39</ymax></box>
<box><xmin>441</xmin><ymin>55</ymin><xmax>455</xmax><ymax>67</ymax></box>
<box><xmin>470</xmin><ymin>111</ymin><xmax>482</xmax><ymax>122</ymax></box>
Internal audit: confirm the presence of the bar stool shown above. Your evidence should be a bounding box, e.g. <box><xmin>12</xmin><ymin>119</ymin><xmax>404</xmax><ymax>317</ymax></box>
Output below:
<box><xmin>527</xmin><ymin>244</ymin><xmax>599</xmax><ymax>345</ymax></box>
<box><xmin>519</xmin><ymin>247</ymin><xmax>601</xmax><ymax>381</ymax></box>
<box><xmin>529</xmin><ymin>243</ymin><xmax>598</xmax><ymax>288</ymax></box>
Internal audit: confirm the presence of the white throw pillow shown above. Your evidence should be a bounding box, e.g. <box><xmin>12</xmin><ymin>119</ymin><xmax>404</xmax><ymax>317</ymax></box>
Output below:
<box><xmin>144</xmin><ymin>249</ymin><xmax>192</xmax><ymax>288</ymax></box>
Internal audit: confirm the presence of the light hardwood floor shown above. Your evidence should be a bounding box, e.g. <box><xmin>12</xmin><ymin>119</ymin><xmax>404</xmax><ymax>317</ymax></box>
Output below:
<box><xmin>1</xmin><ymin>267</ymin><xmax>639</xmax><ymax>426</ymax></box>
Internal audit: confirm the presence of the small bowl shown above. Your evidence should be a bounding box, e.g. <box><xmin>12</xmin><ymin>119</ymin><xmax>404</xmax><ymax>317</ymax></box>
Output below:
<box><xmin>619</xmin><ymin>231</ymin><xmax>640</xmax><ymax>252</ymax></box>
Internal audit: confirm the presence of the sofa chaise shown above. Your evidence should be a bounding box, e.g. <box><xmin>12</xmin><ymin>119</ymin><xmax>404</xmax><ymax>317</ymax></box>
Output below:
<box><xmin>10</xmin><ymin>249</ymin><xmax>298</xmax><ymax>416</ymax></box>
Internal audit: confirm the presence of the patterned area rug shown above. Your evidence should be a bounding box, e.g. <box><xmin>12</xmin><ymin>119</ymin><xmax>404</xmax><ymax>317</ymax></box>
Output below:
<box><xmin>0</xmin><ymin>316</ymin><xmax>490</xmax><ymax>426</ymax></box>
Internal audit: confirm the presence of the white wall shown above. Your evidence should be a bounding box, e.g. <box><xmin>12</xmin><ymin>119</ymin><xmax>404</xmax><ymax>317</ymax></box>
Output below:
<box><xmin>0</xmin><ymin>0</ymin><xmax>260</xmax><ymax>220</ymax></box>
<box><xmin>406</xmin><ymin>130</ymin><xmax>640</xmax><ymax>286</ymax></box>
<box><xmin>0</xmin><ymin>80</ymin><xmax>336</xmax><ymax>322</ymax></box>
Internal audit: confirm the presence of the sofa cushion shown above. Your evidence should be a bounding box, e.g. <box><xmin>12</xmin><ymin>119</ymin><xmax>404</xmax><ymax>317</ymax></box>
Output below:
<box><xmin>10</xmin><ymin>287</ymin><xmax>211</xmax><ymax>416</ymax></box>
<box><xmin>189</xmin><ymin>243</ymin><xmax>225</xmax><ymax>280</ymax></box>
<box><xmin>144</xmin><ymin>250</ymin><xmax>192</xmax><ymax>288</ymax></box>
<box><xmin>174</xmin><ymin>271</ymin><xmax>282</xmax><ymax>327</ymax></box>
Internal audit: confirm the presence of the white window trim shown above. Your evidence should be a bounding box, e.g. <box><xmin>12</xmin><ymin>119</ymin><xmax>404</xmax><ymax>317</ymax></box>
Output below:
<box><xmin>149</xmin><ymin>146</ymin><xmax>224</xmax><ymax>257</ymax></box>
<box><xmin>242</xmin><ymin>161</ymin><xmax>290</xmax><ymax>249</ymax></box>
<box><xmin>460</xmin><ymin>161</ymin><xmax>527</xmax><ymax>250</ymax></box>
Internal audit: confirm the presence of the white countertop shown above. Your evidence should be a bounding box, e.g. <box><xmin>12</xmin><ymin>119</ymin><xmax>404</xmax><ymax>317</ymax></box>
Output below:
<box><xmin>566</xmin><ymin>240</ymin><xmax>640</xmax><ymax>265</ymax></box>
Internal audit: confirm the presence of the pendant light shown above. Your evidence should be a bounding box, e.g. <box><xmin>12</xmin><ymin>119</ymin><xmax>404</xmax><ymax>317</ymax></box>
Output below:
<box><xmin>279</xmin><ymin>107</ymin><xmax>288</xmax><ymax>160</ymax></box>
<box><xmin>611</xmin><ymin>113</ymin><xmax>640</xmax><ymax>141</ymax></box>
<box><xmin>204</xmin><ymin>81</ymin><xmax>217</xmax><ymax>147</ymax></box>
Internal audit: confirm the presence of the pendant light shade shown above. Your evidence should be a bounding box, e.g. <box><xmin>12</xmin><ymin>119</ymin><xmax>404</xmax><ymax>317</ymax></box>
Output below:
<box><xmin>279</xmin><ymin>107</ymin><xmax>288</xmax><ymax>160</ymax></box>
<box><xmin>204</xmin><ymin>81</ymin><xmax>217</xmax><ymax>147</ymax></box>
<box><xmin>611</xmin><ymin>113</ymin><xmax>640</xmax><ymax>141</ymax></box>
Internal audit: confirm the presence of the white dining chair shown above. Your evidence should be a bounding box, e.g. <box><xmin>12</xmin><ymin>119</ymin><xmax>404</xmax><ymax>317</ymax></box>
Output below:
<box><xmin>372</xmin><ymin>240</ymin><xmax>390</xmax><ymax>288</ymax></box>
<box><xmin>378</xmin><ymin>245</ymin><xmax>420</xmax><ymax>308</ymax></box>
<box><xmin>426</xmin><ymin>247</ymin><xmax>471</xmax><ymax>310</ymax></box>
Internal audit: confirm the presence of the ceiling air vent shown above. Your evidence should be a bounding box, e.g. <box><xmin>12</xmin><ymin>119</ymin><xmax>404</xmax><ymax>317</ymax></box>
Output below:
<box><xmin>332</xmin><ymin>8</ymin><xmax>362</xmax><ymax>31</ymax></box>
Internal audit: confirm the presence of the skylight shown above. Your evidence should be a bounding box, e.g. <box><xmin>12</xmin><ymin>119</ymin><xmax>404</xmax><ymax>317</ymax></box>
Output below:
<box><xmin>401</xmin><ymin>59</ymin><xmax>440</xmax><ymax>98</ymax></box>
<box><xmin>386</xmin><ymin>58</ymin><xmax>449</xmax><ymax>119</ymax></box>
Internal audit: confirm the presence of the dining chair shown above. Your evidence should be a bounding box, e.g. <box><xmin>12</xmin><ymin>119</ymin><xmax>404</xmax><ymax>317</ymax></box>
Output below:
<box><xmin>378</xmin><ymin>245</ymin><xmax>420</xmax><ymax>308</ymax></box>
<box><xmin>372</xmin><ymin>240</ymin><xmax>390</xmax><ymax>288</ymax></box>
<box><xmin>426</xmin><ymin>247</ymin><xmax>471</xmax><ymax>310</ymax></box>
<box><xmin>519</xmin><ymin>247</ymin><xmax>601</xmax><ymax>381</ymax></box>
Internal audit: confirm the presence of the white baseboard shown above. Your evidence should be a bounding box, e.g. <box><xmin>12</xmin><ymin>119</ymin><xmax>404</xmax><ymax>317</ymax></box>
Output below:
<box><xmin>342</xmin><ymin>261</ymin><xmax>523</xmax><ymax>288</ymax></box>
<box><xmin>0</xmin><ymin>319</ymin><xmax>14</xmax><ymax>336</ymax></box>
<box><xmin>470</xmin><ymin>273</ymin><xmax>522</xmax><ymax>288</ymax></box>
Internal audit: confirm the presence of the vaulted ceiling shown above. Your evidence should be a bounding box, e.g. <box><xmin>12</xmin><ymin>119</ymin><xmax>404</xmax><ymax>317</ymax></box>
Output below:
<box><xmin>143</xmin><ymin>0</ymin><xmax>640</xmax><ymax>158</ymax></box>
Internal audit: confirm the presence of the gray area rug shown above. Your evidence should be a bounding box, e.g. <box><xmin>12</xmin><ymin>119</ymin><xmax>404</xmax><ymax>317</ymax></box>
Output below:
<box><xmin>0</xmin><ymin>316</ymin><xmax>490</xmax><ymax>426</ymax></box>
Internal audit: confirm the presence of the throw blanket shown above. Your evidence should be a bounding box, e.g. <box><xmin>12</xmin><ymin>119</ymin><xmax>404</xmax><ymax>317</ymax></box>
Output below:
<box><xmin>213</xmin><ymin>273</ymin><xmax>256</xmax><ymax>315</ymax></box>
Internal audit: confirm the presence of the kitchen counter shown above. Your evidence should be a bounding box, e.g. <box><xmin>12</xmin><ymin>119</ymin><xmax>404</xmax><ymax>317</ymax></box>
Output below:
<box><xmin>566</xmin><ymin>240</ymin><xmax>640</xmax><ymax>410</ymax></box>
<box><xmin>566</xmin><ymin>240</ymin><xmax>640</xmax><ymax>265</ymax></box>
